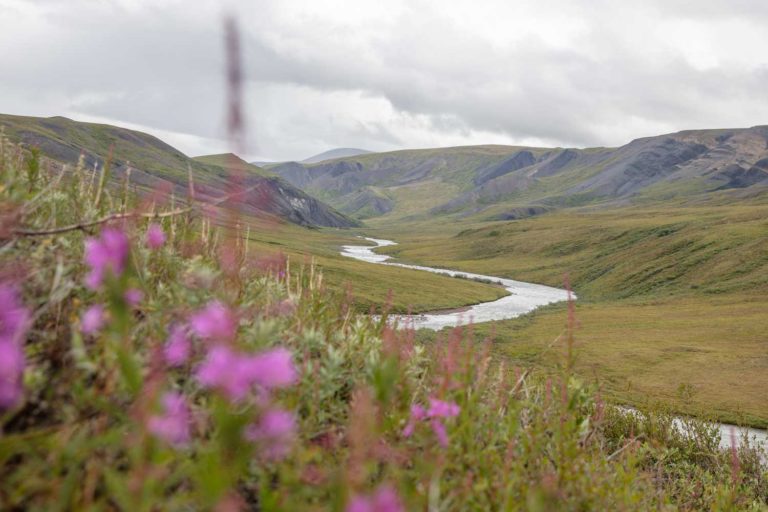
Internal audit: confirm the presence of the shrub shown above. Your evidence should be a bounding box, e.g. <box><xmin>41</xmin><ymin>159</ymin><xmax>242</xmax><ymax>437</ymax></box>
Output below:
<box><xmin>0</xmin><ymin>138</ymin><xmax>766</xmax><ymax>510</ymax></box>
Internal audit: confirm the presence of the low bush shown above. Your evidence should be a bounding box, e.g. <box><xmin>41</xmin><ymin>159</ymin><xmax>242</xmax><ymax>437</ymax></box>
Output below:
<box><xmin>1</xmin><ymin>137</ymin><xmax>766</xmax><ymax>510</ymax></box>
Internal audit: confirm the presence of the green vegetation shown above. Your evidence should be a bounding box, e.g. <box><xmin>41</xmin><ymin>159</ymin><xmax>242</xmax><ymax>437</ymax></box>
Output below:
<box><xmin>0</xmin><ymin>115</ymin><xmax>508</xmax><ymax>315</ymax></box>
<box><xmin>2</xmin><ymin>135</ymin><xmax>767</xmax><ymax>510</ymax></box>
<box><xmin>240</xmin><ymin>224</ymin><xmax>508</xmax><ymax>314</ymax></box>
<box><xmin>193</xmin><ymin>153</ymin><xmax>275</xmax><ymax>177</ymax></box>
<box><xmin>372</xmin><ymin>204</ymin><xmax>768</xmax><ymax>425</ymax></box>
<box><xmin>0</xmin><ymin>113</ymin><xmax>227</xmax><ymax>184</ymax></box>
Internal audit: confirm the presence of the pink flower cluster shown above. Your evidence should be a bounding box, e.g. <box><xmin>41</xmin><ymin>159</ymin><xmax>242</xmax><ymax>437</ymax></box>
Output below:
<box><xmin>145</xmin><ymin>223</ymin><xmax>165</xmax><ymax>250</ymax></box>
<box><xmin>84</xmin><ymin>227</ymin><xmax>129</xmax><ymax>289</ymax></box>
<box><xmin>403</xmin><ymin>397</ymin><xmax>460</xmax><ymax>447</ymax></box>
<box><xmin>189</xmin><ymin>300</ymin><xmax>238</xmax><ymax>343</ymax></box>
<box><xmin>245</xmin><ymin>407</ymin><xmax>296</xmax><ymax>460</ymax></box>
<box><xmin>153</xmin><ymin>300</ymin><xmax>299</xmax><ymax>458</ymax></box>
<box><xmin>0</xmin><ymin>284</ymin><xmax>30</xmax><ymax>409</ymax></box>
<box><xmin>81</xmin><ymin>304</ymin><xmax>105</xmax><ymax>335</ymax></box>
<box><xmin>147</xmin><ymin>392</ymin><xmax>191</xmax><ymax>446</ymax></box>
<box><xmin>163</xmin><ymin>324</ymin><xmax>191</xmax><ymax>366</ymax></box>
<box><xmin>196</xmin><ymin>345</ymin><xmax>296</xmax><ymax>401</ymax></box>
<box><xmin>347</xmin><ymin>485</ymin><xmax>404</xmax><ymax>512</ymax></box>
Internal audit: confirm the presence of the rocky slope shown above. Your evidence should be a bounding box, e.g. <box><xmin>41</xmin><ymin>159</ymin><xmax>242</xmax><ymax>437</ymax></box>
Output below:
<box><xmin>0</xmin><ymin>114</ymin><xmax>359</xmax><ymax>228</ymax></box>
<box><xmin>268</xmin><ymin>127</ymin><xmax>768</xmax><ymax>221</ymax></box>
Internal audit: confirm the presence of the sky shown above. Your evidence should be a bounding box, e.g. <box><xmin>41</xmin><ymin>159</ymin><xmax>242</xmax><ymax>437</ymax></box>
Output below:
<box><xmin>1</xmin><ymin>0</ymin><xmax>767</xmax><ymax>162</ymax></box>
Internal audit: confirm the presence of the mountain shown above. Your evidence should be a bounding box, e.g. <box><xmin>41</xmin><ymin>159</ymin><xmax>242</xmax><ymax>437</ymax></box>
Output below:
<box><xmin>0</xmin><ymin>114</ymin><xmax>359</xmax><ymax>228</ymax></box>
<box><xmin>193</xmin><ymin>153</ymin><xmax>275</xmax><ymax>177</ymax></box>
<box><xmin>268</xmin><ymin>127</ymin><xmax>768</xmax><ymax>222</ymax></box>
<box><xmin>301</xmin><ymin>147</ymin><xmax>372</xmax><ymax>163</ymax></box>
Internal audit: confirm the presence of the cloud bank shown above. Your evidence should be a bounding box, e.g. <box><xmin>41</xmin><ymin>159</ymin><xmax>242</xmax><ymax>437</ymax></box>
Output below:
<box><xmin>1</xmin><ymin>0</ymin><xmax>767</xmax><ymax>161</ymax></box>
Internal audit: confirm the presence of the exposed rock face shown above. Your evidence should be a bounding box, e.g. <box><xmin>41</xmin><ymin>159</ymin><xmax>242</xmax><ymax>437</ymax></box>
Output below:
<box><xmin>269</xmin><ymin>126</ymin><xmax>768</xmax><ymax>221</ymax></box>
<box><xmin>568</xmin><ymin>137</ymin><xmax>711</xmax><ymax>196</ymax></box>
<box><xmin>534</xmin><ymin>149</ymin><xmax>580</xmax><ymax>177</ymax></box>
<box><xmin>473</xmin><ymin>150</ymin><xmax>536</xmax><ymax>185</ymax></box>
<box><xmin>710</xmin><ymin>163</ymin><xmax>768</xmax><ymax>190</ymax></box>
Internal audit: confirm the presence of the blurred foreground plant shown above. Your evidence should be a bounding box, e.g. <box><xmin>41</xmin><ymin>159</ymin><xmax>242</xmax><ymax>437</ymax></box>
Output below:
<box><xmin>0</xmin><ymin>137</ymin><xmax>766</xmax><ymax>511</ymax></box>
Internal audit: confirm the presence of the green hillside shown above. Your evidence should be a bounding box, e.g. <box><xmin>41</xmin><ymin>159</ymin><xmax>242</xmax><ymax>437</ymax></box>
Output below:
<box><xmin>371</xmin><ymin>203</ymin><xmax>768</xmax><ymax>425</ymax></box>
<box><xmin>0</xmin><ymin>114</ymin><xmax>359</xmax><ymax>229</ymax></box>
<box><xmin>270</xmin><ymin>127</ymin><xmax>768</xmax><ymax>223</ymax></box>
<box><xmin>193</xmin><ymin>152</ymin><xmax>275</xmax><ymax>177</ymax></box>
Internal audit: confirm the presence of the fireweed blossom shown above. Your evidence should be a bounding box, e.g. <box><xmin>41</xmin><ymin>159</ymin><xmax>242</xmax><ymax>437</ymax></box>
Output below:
<box><xmin>245</xmin><ymin>408</ymin><xmax>296</xmax><ymax>461</ymax></box>
<box><xmin>403</xmin><ymin>397</ymin><xmax>460</xmax><ymax>447</ymax></box>
<box><xmin>347</xmin><ymin>485</ymin><xmax>404</xmax><ymax>512</ymax></box>
<box><xmin>81</xmin><ymin>304</ymin><xmax>105</xmax><ymax>335</ymax></box>
<box><xmin>196</xmin><ymin>346</ymin><xmax>297</xmax><ymax>401</ymax></box>
<box><xmin>147</xmin><ymin>392</ymin><xmax>191</xmax><ymax>446</ymax></box>
<box><xmin>124</xmin><ymin>288</ymin><xmax>144</xmax><ymax>307</ymax></box>
<box><xmin>163</xmin><ymin>324</ymin><xmax>191</xmax><ymax>366</ymax></box>
<box><xmin>145</xmin><ymin>223</ymin><xmax>165</xmax><ymax>250</ymax></box>
<box><xmin>189</xmin><ymin>300</ymin><xmax>237</xmax><ymax>343</ymax></box>
<box><xmin>84</xmin><ymin>227</ymin><xmax>129</xmax><ymax>289</ymax></box>
<box><xmin>0</xmin><ymin>284</ymin><xmax>29</xmax><ymax>409</ymax></box>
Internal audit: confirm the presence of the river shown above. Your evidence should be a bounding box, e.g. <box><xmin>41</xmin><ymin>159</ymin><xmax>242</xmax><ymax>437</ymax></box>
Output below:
<box><xmin>341</xmin><ymin>237</ymin><xmax>571</xmax><ymax>330</ymax></box>
<box><xmin>340</xmin><ymin>236</ymin><xmax>767</xmax><ymax>452</ymax></box>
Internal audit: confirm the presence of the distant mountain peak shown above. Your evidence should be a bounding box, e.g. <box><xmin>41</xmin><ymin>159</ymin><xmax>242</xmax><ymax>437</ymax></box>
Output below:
<box><xmin>302</xmin><ymin>148</ymin><xmax>372</xmax><ymax>164</ymax></box>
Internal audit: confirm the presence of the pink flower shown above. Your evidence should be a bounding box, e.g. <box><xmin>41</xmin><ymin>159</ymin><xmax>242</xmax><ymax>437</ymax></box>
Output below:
<box><xmin>196</xmin><ymin>345</ymin><xmax>252</xmax><ymax>400</ymax></box>
<box><xmin>246</xmin><ymin>348</ymin><xmax>297</xmax><ymax>390</ymax></box>
<box><xmin>195</xmin><ymin>346</ymin><xmax>297</xmax><ymax>401</ymax></box>
<box><xmin>147</xmin><ymin>392</ymin><xmax>191</xmax><ymax>446</ymax></box>
<box><xmin>81</xmin><ymin>304</ymin><xmax>105</xmax><ymax>335</ymax></box>
<box><xmin>0</xmin><ymin>341</ymin><xmax>25</xmax><ymax>409</ymax></box>
<box><xmin>163</xmin><ymin>324</ymin><xmax>191</xmax><ymax>366</ymax></box>
<box><xmin>402</xmin><ymin>397</ymin><xmax>460</xmax><ymax>447</ymax></box>
<box><xmin>146</xmin><ymin>223</ymin><xmax>165</xmax><ymax>250</ymax></box>
<box><xmin>246</xmin><ymin>408</ymin><xmax>296</xmax><ymax>460</ymax></box>
<box><xmin>0</xmin><ymin>284</ymin><xmax>29</xmax><ymax>409</ymax></box>
<box><xmin>189</xmin><ymin>301</ymin><xmax>237</xmax><ymax>342</ymax></box>
<box><xmin>84</xmin><ymin>228</ymin><xmax>129</xmax><ymax>289</ymax></box>
<box><xmin>402</xmin><ymin>404</ymin><xmax>426</xmax><ymax>438</ymax></box>
<box><xmin>0</xmin><ymin>284</ymin><xmax>30</xmax><ymax>344</ymax></box>
<box><xmin>427</xmin><ymin>397</ymin><xmax>460</xmax><ymax>418</ymax></box>
<box><xmin>430</xmin><ymin>419</ymin><xmax>449</xmax><ymax>447</ymax></box>
<box><xmin>124</xmin><ymin>288</ymin><xmax>144</xmax><ymax>307</ymax></box>
<box><xmin>347</xmin><ymin>485</ymin><xmax>404</xmax><ymax>512</ymax></box>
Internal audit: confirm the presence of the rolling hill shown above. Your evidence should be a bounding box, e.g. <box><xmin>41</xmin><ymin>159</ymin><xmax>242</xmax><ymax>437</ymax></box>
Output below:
<box><xmin>0</xmin><ymin>114</ymin><xmax>359</xmax><ymax>228</ymax></box>
<box><xmin>268</xmin><ymin>127</ymin><xmax>768</xmax><ymax>222</ymax></box>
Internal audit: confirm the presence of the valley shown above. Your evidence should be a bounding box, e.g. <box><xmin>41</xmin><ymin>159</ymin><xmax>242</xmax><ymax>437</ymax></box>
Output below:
<box><xmin>3</xmin><ymin>114</ymin><xmax>767</xmax><ymax>427</ymax></box>
<box><xmin>261</xmin><ymin>127</ymin><xmax>768</xmax><ymax>427</ymax></box>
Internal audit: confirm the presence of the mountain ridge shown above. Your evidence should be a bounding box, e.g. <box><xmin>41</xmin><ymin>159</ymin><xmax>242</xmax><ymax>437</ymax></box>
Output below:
<box><xmin>267</xmin><ymin>125</ymin><xmax>768</xmax><ymax>222</ymax></box>
<box><xmin>0</xmin><ymin>114</ymin><xmax>359</xmax><ymax>228</ymax></box>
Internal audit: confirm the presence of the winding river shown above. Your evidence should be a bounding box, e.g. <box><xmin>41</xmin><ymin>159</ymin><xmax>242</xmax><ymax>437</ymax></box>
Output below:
<box><xmin>341</xmin><ymin>237</ymin><xmax>571</xmax><ymax>330</ymax></box>
<box><xmin>340</xmin><ymin>236</ymin><xmax>767</xmax><ymax>452</ymax></box>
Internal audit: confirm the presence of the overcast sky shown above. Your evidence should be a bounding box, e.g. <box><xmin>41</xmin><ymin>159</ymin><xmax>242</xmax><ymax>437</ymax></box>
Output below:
<box><xmin>1</xmin><ymin>0</ymin><xmax>767</xmax><ymax>161</ymax></box>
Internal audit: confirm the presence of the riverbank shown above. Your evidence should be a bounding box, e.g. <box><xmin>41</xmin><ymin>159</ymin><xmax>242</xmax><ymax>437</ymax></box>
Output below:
<box><xmin>342</xmin><ymin>236</ymin><xmax>768</xmax><ymax>447</ymax></box>
<box><xmin>341</xmin><ymin>237</ymin><xmax>570</xmax><ymax>330</ymax></box>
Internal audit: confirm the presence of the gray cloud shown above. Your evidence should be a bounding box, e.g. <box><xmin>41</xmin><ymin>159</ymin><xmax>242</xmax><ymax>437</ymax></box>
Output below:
<box><xmin>1</xmin><ymin>0</ymin><xmax>767</xmax><ymax>161</ymax></box>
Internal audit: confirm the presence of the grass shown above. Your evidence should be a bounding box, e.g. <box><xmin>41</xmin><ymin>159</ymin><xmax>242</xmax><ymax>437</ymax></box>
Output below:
<box><xmin>372</xmin><ymin>204</ymin><xmax>768</xmax><ymax>299</ymax></box>
<box><xmin>367</xmin><ymin>203</ymin><xmax>768</xmax><ymax>425</ymax></box>
<box><xmin>240</xmin><ymin>223</ymin><xmax>508</xmax><ymax>314</ymax></box>
<box><xmin>3</xmin><ymin>131</ymin><xmax>768</xmax><ymax>510</ymax></box>
<box><xmin>0</xmin><ymin>114</ymin><xmax>507</xmax><ymax>315</ymax></box>
<box><xmin>467</xmin><ymin>295</ymin><xmax>768</xmax><ymax>427</ymax></box>
<box><xmin>192</xmin><ymin>153</ymin><xmax>275</xmax><ymax>177</ymax></box>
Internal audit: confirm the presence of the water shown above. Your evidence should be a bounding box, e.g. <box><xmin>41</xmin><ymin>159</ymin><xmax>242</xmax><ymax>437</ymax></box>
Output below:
<box><xmin>341</xmin><ymin>237</ymin><xmax>571</xmax><ymax>330</ymax></box>
<box><xmin>340</xmin><ymin>237</ymin><xmax>767</xmax><ymax>452</ymax></box>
